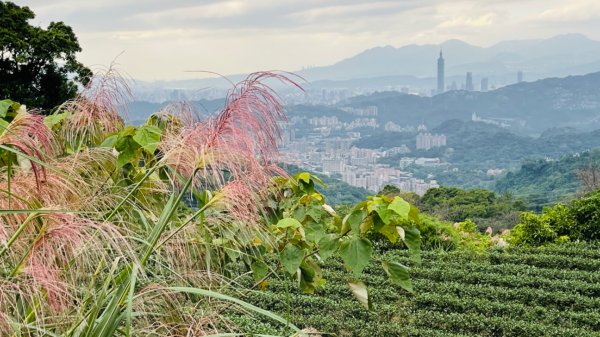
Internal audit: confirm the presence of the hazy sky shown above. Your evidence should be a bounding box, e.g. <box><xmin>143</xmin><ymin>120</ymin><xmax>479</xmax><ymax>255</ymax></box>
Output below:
<box><xmin>16</xmin><ymin>0</ymin><xmax>600</xmax><ymax>81</ymax></box>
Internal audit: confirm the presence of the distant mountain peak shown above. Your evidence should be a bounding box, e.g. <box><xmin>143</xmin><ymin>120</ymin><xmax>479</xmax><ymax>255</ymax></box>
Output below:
<box><xmin>296</xmin><ymin>33</ymin><xmax>600</xmax><ymax>82</ymax></box>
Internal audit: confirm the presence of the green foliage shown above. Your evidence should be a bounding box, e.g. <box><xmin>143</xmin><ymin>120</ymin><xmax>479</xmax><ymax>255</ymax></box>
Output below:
<box><xmin>496</xmin><ymin>149</ymin><xmax>600</xmax><ymax>210</ymax></box>
<box><xmin>508</xmin><ymin>190</ymin><xmax>600</xmax><ymax>246</ymax></box>
<box><xmin>264</xmin><ymin>173</ymin><xmax>421</xmax><ymax>301</ymax></box>
<box><xmin>419</xmin><ymin>186</ymin><xmax>526</xmax><ymax>232</ymax></box>
<box><xmin>570</xmin><ymin>190</ymin><xmax>600</xmax><ymax>241</ymax></box>
<box><xmin>509</xmin><ymin>212</ymin><xmax>557</xmax><ymax>247</ymax></box>
<box><xmin>415</xmin><ymin>215</ymin><xmax>460</xmax><ymax>251</ymax></box>
<box><xmin>0</xmin><ymin>1</ymin><xmax>92</xmax><ymax>111</ymax></box>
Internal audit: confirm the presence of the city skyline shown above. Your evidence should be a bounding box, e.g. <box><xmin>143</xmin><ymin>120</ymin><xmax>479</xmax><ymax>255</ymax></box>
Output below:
<box><xmin>15</xmin><ymin>0</ymin><xmax>600</xmax><ymax>80</ymax></box>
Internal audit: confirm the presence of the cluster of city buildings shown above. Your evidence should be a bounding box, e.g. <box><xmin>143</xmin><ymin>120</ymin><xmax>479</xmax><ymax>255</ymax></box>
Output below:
<box><xmin>279</xmin><ymin>112</ymin><xmax>441</xmax><ymax>195</ymax></box>
<box><xmin>416</xmin><ymin>132</ymin><xmax>447</xmax><ymax>150</ymax></box>
<box><xmin>436</xmin><ymin>51</ymin><xmax>523</xmax><ymax>95</ymax></box>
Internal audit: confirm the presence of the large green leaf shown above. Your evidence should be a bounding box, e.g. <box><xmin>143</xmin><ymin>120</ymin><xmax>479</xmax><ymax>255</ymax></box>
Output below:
<box><xmin>378</xmin><ymin>224</ymin><xmax>400</xmax><ymax>243</ymax></box>
<box><xmin>339</xmin><ymin>237</ymin><xmax>372</xmax><ymax>275</ymax></box>
<box><xmin>299</xmin><ymin>258</ymin><xmax>322</xmax><ymax>294</ymax></box>
<box><xmin>304</xmin><ymin>220</ymin><xmax>325</xmax><ymax>243</ymax></box>
<box><xmin>43</xmin><ymin>113</ymin><xmax>67</xmax><ymax>128</ymax></box>
<box><xmin>317</xmin><ymin>234</ymin><xmax>338</xmax><ymax>261</ymax></box>
<box><xmin>344</xmin><ymin>209</ymin><xmax>366</xmax><ymax>234</ymax></box>
<box><xmin>251</xmin><ymin>260</ymin><xmax>269</xmax><ymax>282</ymax></box>
<box><xmin>280</xmin><ymin>243</ymin><xmax>304</xmax><ymax>274</ymax></box>
<box><xmin>297</xmin><ymin>172</ymin><xmax>311</xmax><ymax>183</ymax></box>
<box><xmin>276</xmin><ymin>218</ymin><xmax>302</xmax><ymax>229</ymax></box>
<box><xmin>382</xmin><ymin>260</ymin><xmax>413</xmax><ymax>293</ymax></box>
<box><xmin>403</xmin><ymin>226</ymin><xmax>421</xmax><ymax>252</ymax></box>
<box><xmin>115</xmin><ymin>136</ymin><xmax>140</xmax><ymax>168</ymax></box>
<box><xmin>100</xmin><ymin>134</ymin><xmax>119</xmax><ymax>148</ymax></box>
<box><xmin>348</xmin><ymin>279</ymin><xmax>371</xmax><ymax>310</ymax></box>
<box><xmin>0</xmin><ymin>99</ymin><xmax>15</xmax><ymax>118</ymax></box>
<box><xmin>388</xmin><ymin>197</ymin><xmax>411</xmax><ymax>221</ymax></box>
<box><xmin>133</xmin><ymin>124</ymin><xmax>162</xmax><ymax>153</ymax></box>
<box><xmin>371</xmin><ymin>201</ymin><xmax>393</xmax><ymax>225</ymax></box>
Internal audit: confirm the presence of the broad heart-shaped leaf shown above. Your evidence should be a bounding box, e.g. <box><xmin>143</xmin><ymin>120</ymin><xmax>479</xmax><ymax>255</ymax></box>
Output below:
<box><xmin>304</xmin><ymin>220</ymin><xmax>326</xmax><ymax>243</ymax></box>
<box><xmin>403</xmin><ymin>226</ymin><xmax>421</xmax><ymax>252</ymax></box>
<box><xmin>299</xmin><ymin>258</ymin><xmax>322</xmax><ymax>294</ymax></box>
<box><xmin>251</xmin><ymin>260</ymin><xmax>269</xmax><ymax>282</ymax></box>
<box><xmin>276</xmin><ymin>218</ymin><xmax>302</xmax><ymax>229</ymax></box>
<box><xmin>317</xmin><ymin>234</ymin><xmax>339</xmax><ymax>261</ymax></box>
<box><xmin>280</xmin><ymin>243</ymin><xmax>304</xmax><ymax>275</ymax></box>
<box><xmin>388</xmin><ymin>197</ymin><xmax>411</xmax><ymax>221</ymax></box>
<box><xmin>348</xmin><ymin>279</ymin><xmax>371</xmax><ymax>310</ymax></box>
<box><xmin>116</xmin><ymin>139</ymin><xmax>140</xmax><ymax>168</ymax></box>
<box><xmin>382</xmin><ymin>260</ymin><xmax>413</xmax><ymax>293</ymax></box>
<box><xmin>43</xmin><ymin>112</ymin><xmax>67</xmax><ymax>128</ymax></box>
<box><xmin>339</xmin><ymin>237</ymin><xmax>372</xmax><ymax>275</ymax></box>
<box><xmin>403</xmin><ymin>225</ymin><xmax>421</xmax><ymax>263</ymax></box>
<box><xmin>0</xmin><ymin>99</ymin><xmax>14</xmax><ymax>118</ymax></box>
<box><xmin>371</xmin><ymin>203</ymin><xmax>393</xmax><ymax>225</ymax></box>
<box><xmin>133</xmin><ymin>125</ymin><xmax>162</xmax><ymax>153</ymax></box>
<box><xmin>378</xmin><ymin>224</ymin><xmax>400</xmax><ymax>243</ymax></box>
<box><xmin>100</xmin><ymin>134</ymin><xmax>119</xmax><ymax>148</ymax></box>
<box><xmin>343</xmin><ymin>209</ymin><xmax>366</xmax><ymax>234</ymax></box>
<box><xmin>297</xmin><ymin>172</ymin><xmax>311</xmax><ymax>184</ymax></box>
<box><xmin>409</xmin><ymin>204</ymin><xmax>420</xmax><ymax>223</ymax></box>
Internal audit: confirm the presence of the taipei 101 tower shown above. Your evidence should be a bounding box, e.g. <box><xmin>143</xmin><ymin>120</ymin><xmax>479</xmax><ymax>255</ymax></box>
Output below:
<box><xmin>437</xmin><ymin>50</ymin><xmax>445</xmax><ymax>94</ymax></box>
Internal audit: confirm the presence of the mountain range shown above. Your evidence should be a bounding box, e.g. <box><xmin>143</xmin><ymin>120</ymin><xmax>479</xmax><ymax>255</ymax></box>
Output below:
<box><xmin>343</xmin><ymin>71</ymin><xmax>600</xmax><ymax>134</ymax></box>
<box><xmin>298</xmin><ymin>33</ymin><xmax>600</xmax><ymax>84</ymax></box>
<box><xmin>133</xmin><ymin>34</ymin><xmax>600</xmax><ymax>93</ymax></box>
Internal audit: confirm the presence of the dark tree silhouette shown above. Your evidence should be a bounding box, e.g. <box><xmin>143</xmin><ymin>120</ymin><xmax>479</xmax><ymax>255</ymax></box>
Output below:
<box><xmin>0</xmin><ymin>1</ymin><xmax>92</xmax><ymax>112</ymax></box>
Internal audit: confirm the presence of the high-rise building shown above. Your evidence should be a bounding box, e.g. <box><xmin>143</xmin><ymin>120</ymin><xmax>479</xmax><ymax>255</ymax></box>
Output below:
<box><xmin>466</xmin><ymin>72</ymin><xmax>474</xmax><ymax>91</ymax></box>
<box><xmin>517</xmin><ymin>71</ymin><xmax>523</xmax><ymax>83</ymax></box>
<box><xmin>416</xmin><ymin>133</ymin><xmax>447</xmax><ymax>150</ymax></box>
<box><xmin>481</xmin><ymin>77</ymin><xmax>489</xmax><ymax>92</ymax></box>
<box><xmin>437</xmin><ymin>51</ymin><xmax>445</xmax><ymax>95</ymax></box>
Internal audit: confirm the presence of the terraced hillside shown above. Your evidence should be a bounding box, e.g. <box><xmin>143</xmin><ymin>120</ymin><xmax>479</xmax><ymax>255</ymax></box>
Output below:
<box><xmin>229</xmin><ymin>242</ymin><xmax>600</xmax><ymax>336</ymax></box>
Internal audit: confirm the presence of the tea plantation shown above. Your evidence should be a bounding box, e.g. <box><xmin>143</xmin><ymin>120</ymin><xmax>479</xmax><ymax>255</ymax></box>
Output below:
<box><xmin>228</xmin><ymin>242</ymin><xmax>600</xmax><ymax>336</ymax></box>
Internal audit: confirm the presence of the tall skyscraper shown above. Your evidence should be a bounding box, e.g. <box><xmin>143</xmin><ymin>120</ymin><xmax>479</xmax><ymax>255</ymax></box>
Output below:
<box><xmin>437</xmin><ymin>51</ymin><xmax>445</xmax><ymax>95</ymax></box>
<box><xmin>481</xmin><ymin>77</ymin><xmax>488</xmax><ymax>92</ymax></box>
<box><xmin>517</xmin><ymin>71</ymin><xmax>523</xmax><ymax>83</ymax></box>
<box><xmin>466</xmin><ymin>72</ymin><xmax>473</xmax><ymax>91</ymax></box>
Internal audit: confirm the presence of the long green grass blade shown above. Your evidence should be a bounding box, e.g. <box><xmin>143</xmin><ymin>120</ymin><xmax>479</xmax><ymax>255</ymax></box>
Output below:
<box><xmin>0</xmin><ymin>144</ymin><xmax>67</xmax><ymax>177</ymax></box>
<box><xmin>160</xmin><ymin>287</ymin><xmax>300</xmax><ymax>332</ymax></box>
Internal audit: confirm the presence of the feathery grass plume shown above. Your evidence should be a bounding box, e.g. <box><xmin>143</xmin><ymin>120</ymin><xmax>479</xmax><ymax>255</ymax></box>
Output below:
<box><xmin>0</xmin><ymin>211</ymin><xmax>131</xmax><ymax>313</ymax></box>
<box><xmin>156</xmin><ymin>72</ymin><xmax>300</xmax><ymax>276</ymax></box>
<box><xmin>150</xmin><ymin>101</ymin><xmax>195</xmax><ymax>130</ymax></box>
<box><xmin>0</xmin><ymin>107</ymin><xmax>57</xmax><ymax>187</ymax></box>
<box><xmin>57</xmin><ymin>64</ymin><xmax>129</xmax><ymax>149</ymax></box>
<box><xmin>160</xmin><ymin>71</ymin><xmax>301</xmax><ymax>192</ymax></box>
<box><xmin>0</xmin><ymin>148</ymin><xmax>120</xmax><ymax>231</ymax></box>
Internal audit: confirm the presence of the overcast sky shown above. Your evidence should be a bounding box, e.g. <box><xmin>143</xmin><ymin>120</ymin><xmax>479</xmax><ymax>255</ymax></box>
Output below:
<box><xmin>15</xmin><ymin>0</ymin><xmax>600</xmax><ymax>81</ymax></box>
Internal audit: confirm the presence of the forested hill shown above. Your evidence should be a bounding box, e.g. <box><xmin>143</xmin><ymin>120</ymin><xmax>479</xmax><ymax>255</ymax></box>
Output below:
<box><xmin>360</xmin><ymin>119</ymin><xmax>600</xmax><ymax>169</ymax></box>
<box><xmin>495</xmin><ymin>149</ymin><xmax>600</xmax><ymax>209</ymax></box>
<box><xmin>345</xmin><ymin>71</ymin><xmax>600</xmax><ymax>135</ymax></box>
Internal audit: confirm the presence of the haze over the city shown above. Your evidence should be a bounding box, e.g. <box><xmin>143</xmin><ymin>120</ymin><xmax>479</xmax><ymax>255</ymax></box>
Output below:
<box><xmin>16</xmin><ymin>0</ymin><xmax>600</xmax><ymax>80</ymax></box>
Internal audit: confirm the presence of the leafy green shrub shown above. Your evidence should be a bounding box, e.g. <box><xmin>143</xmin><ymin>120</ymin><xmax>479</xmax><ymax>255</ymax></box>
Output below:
<box><xmin>543</xmin><ymin>203</ymin><xmax>576</xmax><ymax>238</ymax></box>
<box><xmin>509</xmin><ymin>211</ymin><xmax>557</xmax><ymax>246</ymax></box>
<box><xmin>416</xmin><ymin>215</ymin><xmax>460</xmax><ymax>251</ymax></box>
<box><xmin>570</xmin><ymin>190</ymin><xmax>600</xmax><ymax>241</ymax></box>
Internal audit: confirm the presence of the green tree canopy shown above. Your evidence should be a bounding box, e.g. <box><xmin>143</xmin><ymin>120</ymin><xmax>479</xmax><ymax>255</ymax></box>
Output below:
<box><xmin>0</xmin><ymin>1</ymin><xmax>92</xmax><ymax>111</ymax></box>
